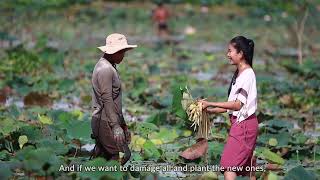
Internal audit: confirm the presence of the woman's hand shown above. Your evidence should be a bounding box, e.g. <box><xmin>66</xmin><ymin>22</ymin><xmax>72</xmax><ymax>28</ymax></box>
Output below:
<box><xmin>198</xmin><ymin>99</ymin><xmax>209</xmax><ymax>109</ymax></box>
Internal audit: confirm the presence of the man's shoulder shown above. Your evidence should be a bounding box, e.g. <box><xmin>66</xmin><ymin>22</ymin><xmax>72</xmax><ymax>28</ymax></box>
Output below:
<box><xmin>93</xmin><ymin>60</ymin><xmax>115</xmax><ymax>78</ymax></box>
<box><xmin>95</xmin><ymin>59</ymin><xmax>114</xmax><ymax>71</ymax></box>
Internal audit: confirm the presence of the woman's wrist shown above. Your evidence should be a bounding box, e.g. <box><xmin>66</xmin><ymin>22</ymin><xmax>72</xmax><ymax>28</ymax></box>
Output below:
<box><xmin>209</xmin><ymin>102</ymin><xmax>217</xmax><ymax>107</ymax></box>
<box><xmin>207</xmin><ymin>107</ymin><xmax>227</xmax><ymax>114</ymax></box>
<box><xmin>206</xmin><ymin>108</ymin><xmax>216</xmax><ymax>113</ymax></box>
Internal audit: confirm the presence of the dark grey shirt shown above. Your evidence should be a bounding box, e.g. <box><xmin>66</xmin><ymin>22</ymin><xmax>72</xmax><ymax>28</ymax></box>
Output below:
<box><xmin>91</xmin><ymin>57</ymin><xmax>124</xmax><ymax>128</ymax></box>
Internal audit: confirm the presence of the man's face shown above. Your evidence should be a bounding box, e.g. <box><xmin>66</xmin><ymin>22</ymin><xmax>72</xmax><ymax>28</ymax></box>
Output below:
<box><xmin>111</xmin><ymin>49</ymin><xmax>127</xmax><ymax>64</ymax></box>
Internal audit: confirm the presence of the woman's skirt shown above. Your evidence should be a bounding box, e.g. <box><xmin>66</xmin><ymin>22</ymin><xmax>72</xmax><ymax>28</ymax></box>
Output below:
<box><xmin>220</xmin><ymin>113</ymin><xmax>259</xmax><ymax>176</ymax></box>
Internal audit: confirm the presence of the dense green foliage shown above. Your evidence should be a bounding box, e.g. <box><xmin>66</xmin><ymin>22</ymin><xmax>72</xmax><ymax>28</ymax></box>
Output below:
<box><xmin>0</xmin><ymin>0</ymin><xmax>319</xmax><ymax>179</ymax></box>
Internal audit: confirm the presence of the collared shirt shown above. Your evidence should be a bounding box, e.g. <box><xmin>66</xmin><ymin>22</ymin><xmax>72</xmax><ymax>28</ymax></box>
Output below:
<box><xmin>227</xmin><ymin>68</ymin><xmax>257</xmax><ymax>123</ymax></box>
<box><xmin>91</xmin><ymin>57</ymin><xmax>125</xmax><ymax>127</ymax></box>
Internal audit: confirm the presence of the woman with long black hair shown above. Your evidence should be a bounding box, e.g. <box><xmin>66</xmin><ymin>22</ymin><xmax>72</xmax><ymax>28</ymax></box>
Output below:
<box><xmin>200</xmin><ymin>36</ymin><xmax>258</xmax><ymax>180</ymax></box>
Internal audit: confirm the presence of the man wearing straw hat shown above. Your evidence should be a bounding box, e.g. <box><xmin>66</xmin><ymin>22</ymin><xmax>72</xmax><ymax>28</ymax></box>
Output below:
<box><xmin>91</xmin><ymin>33</ymin><xmax>137</xmax><ymax>165</ymax></box>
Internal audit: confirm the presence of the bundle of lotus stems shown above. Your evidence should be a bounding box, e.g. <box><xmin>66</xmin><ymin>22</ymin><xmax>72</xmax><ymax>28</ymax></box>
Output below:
<box><xmin>181</xmin><ymin>87</ymin><xmax>211</xmax><ymax>139</ymax></box>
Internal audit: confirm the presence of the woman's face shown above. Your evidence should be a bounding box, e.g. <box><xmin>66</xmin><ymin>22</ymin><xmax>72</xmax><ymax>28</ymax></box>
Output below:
<box><xmin>227</xmin><ymin>43</ymin><xmax>243</xmax><ymax>65</ymax></box>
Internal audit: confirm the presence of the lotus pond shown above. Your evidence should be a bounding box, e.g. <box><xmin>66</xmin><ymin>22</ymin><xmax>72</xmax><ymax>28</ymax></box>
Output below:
<box><xmin>0</xmin><ymin>1</ymin><xmax>319</xmax><ymax>179</ymax></box>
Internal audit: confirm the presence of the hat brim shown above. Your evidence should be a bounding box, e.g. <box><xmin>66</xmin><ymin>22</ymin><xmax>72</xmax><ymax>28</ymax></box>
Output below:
<box><xmin>98</xmin><ymin>45</ymin><xmax>137</xmax><ymax>54</ymax></box>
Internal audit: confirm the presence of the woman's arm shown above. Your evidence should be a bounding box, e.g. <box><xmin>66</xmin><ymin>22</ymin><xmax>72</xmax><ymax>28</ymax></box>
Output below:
<box><xmin>204</xmin><ymin>100</ymin><xmax>243</xmax><ymax>111</ymax></box>
<box><xmin>206</xmin><ymin>107</ymin><xmax>227</xmax><ymax>114</ymax></box>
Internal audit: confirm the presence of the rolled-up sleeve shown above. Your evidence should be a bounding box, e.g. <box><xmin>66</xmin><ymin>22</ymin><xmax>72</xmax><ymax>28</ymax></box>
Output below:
<box><xmin>236</xmin><ymin>77</ymin><xmax>252</xmax><ymax>105</ymax></box>
<box><xmin>97</xmin><ymin>68</ymin><xmax>119</xmax><ymax>128</ymax></box>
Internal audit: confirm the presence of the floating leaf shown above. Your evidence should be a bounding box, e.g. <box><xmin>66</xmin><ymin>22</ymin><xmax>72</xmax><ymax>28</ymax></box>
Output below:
<box><xmin>256</xmin><ymin>147</ymin><xmax>285</xmax><ymax>165</ymax></box>
<box><xmin>150</xmin><ymin>139</ymin><xmax>163</xmax><ymax>145</ymax></box>
<box><xmin>131</xmin><ymin>152</ymin><xmax>143</xmax><ymax>161</ymax></box>
<box><xmin>18</xmin><ymin>135</ymin><xmax>28</xmax><ymax>149</ymax></box>
<box><xmin>268</xmin><ymin>171</ymin><xmax>279</xmax><ymax>180</ymax></box>
<box><xmin>130</xmin><ymin>135</ymin><xmax>146</xmax><ymax>152</ymax></box>
<box><xmin>126</xmin><ymin>105</ymin><xmax>145</xmax><ymax>114</ymax></box>
<box><xmin>149</xmin><ymin>127</ymin><xmax>179</xmax><ymax>143</ymax></box>
<box><xmin>0</xmin><ymin>118</ymin><xmax>25</xmax><ymax>136</ymax></box>
<box><xmin>38</xmin><ymin>114</ymin><xmax>53</xmax><ymax>125</ymax></box>
<box><xmin>130</xmin><ymin>75</ymin><xmax>147</xmax><ymax>98</ymax></box>
<box><xmin>71</xmin><ymin>109</ymin><xmax>83</xmax><ymax>120</ymax></box>
<box><xmin>66</xmin><ymin>119</ymin><xmax>91</xmax><ymax>143</ymax></box>
<box><xmin>259</xmin><ymin>132</ymin><xmax>290</xmax><ymax>147</ymax></box>
<box><xmin>136</xmin><ymin>122</ymin><xmax>159</xmax><ymax>138</ymax></box>
<box><xmin>292</xmin><ymin>133</ymin><xmax>308</xmax><ymax>145</ymax></box>
<box><xmin>206</xmin><ymin>54</ymin><xmax>215</xmax><ymax>61</ymax></box>
<box><xmin>53</xmin><ymin>110</ymin><xmax>73</xmax><ymax>124</ymax></box>
<box><xmin>143</xmin><ymin>140</ymin><xmax>161</xmax><ymax>160</ymax></box>
<box><xmin>57</xmin><ymin>78</ymin><xmax>75</xmax><ymax>93</ymax></box>
<box><xmin>37</xmin><ymin>139</ymin><xmax>68</xmax><ymax>155</ymax></box>
<box><xmin>183</xmin><ymin>130</ymin><xmax>192</xmax><ymax>137</ymax></box>
<box><xmin>0</xmin><ymin>162</ymin><xmax>12</xmax><ymax>180</ymax></box>
<box><xmin>2</xmin><ymin>45</ymin><xmax>41</xmax><ymax>75</ymax></box>
<box><xmin>265</xmin><ymin>119</ymin><xmax>293</xmax><ymax>129</ymax></box>
<box><xmin>19</xmin><ymin>126</ymin><xmax>43</xmax><ymax>144</ymax></box>
<box><xmin>0</xmin><ymin>150</ymin><xmax>9</xmax><ymax>161</ymax></box>
<box><xmin>78</xmin><ymin>158</ymin><xmax>123</xmax><ymax>180</ymax></box>
<box><xmin>284</xmin><ymin>165</ymin><xmax>317</xmax><ymax>180</ymax></box>
<box><xmin>208</xmin><ymin>141</ymin><xmax>224</xmax><ymax>159</ymax></box>
<box><xmin>146</xmin><ymin>111</ymin><xmax>167</xmax><ymax>126</ymax></box>
<box><xmin>16</xmin><ymin>147</ymin><xmax>62</xmax><ymax>175</ymax></box>
<box><xmin>200</xmin><ymin>171</ymin><xmax>218</xmax><ymax>180</ymax></box>
<box><xmin>162</xmin><ymin>151</ymin><xmax>179</xmax><ymax>162</ymax></box>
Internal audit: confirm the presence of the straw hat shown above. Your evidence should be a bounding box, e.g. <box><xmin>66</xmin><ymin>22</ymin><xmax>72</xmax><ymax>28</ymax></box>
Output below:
<box><xmin>98</xmin><ymin>33</ymin><xmax>137</xmax><ymax>54</ymax></box>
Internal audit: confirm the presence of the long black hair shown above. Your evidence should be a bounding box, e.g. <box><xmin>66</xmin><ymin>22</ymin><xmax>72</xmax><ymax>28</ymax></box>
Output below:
<box><xmin>227</xmin><ymin>36</ymin><xmax>255</xmax><ymax>96</ymax></box>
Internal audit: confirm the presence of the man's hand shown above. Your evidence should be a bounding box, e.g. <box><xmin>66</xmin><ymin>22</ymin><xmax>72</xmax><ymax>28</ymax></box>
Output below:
<box><xmin>122</xmin><ymin>125</ymin><xmax>131</xmax><ymax>144</ymax></box>
<box><xmin>123</xmin><ymin>127</ymin><xmax>131</xmax><ymax>144</ymax></box>
<box><xmin>112</xmin><ymin>125</ymin><xmax>125</xmax><ymax>146</ymax></box>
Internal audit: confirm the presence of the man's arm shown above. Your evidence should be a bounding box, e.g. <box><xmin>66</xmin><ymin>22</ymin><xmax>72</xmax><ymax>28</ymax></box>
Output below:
<box><xmin>97</xmin><ymin>68</ymin><xmax>120</xmax><ymax>128</ymax></box>
<box><xmin>97</xmin><ymin>67</ymin><xmax>125</xmax><ymax>145</ymax></box>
